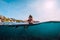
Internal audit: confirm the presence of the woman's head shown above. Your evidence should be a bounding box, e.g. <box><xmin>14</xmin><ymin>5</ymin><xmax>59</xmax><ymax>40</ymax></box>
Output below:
<box><xmin>29</xmin><ymin>15</ymin><xmax>33</xmax><ymax>18</ymax></box>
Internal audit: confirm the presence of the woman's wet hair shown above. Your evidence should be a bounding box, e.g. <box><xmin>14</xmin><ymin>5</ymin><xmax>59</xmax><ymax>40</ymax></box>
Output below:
<box><xmin>29</xmin><ymin>15</ymin><xmax>33</xmax><ymax>18</ymax></box>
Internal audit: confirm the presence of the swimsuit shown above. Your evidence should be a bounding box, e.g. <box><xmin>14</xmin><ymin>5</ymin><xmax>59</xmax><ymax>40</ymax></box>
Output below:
<box><xmin>28</xmin><ymin>19</ymin><xmax>33</xmax><ymax>24</ymax></box>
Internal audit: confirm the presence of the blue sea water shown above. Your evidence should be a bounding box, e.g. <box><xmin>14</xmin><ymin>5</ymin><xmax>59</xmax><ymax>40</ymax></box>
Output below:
<box><xmin>0</xmin><ymin>21</ymin><xmax>60</xmax><ymax>40</ymax></box>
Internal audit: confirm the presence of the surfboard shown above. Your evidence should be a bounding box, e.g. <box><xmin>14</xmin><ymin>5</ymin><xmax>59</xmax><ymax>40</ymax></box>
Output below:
<box><xmin>0</xmin><ymin>22</ymin><xmax>40</xmax><ymax>28</ymax></box>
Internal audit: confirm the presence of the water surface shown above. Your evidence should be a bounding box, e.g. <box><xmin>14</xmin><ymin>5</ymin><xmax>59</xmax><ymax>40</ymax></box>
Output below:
<box><xmin>0</xmin><ymin>21</ymin><xmax>60</xmax><ymax>40</ymax></box>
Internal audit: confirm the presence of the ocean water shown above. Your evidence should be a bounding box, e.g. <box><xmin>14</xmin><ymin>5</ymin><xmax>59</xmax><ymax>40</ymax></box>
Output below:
<box><xmin>0</xmin><ymin>21</ymin><xmax>60</xmax><ymax>40</ymax></box>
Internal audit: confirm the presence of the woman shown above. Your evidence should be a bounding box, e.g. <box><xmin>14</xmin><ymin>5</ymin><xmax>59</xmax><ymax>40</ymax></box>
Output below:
<box><xmin>27</xmin><ymin>15</ymin><xmax>33</xmax><ymax>24</ymax></box>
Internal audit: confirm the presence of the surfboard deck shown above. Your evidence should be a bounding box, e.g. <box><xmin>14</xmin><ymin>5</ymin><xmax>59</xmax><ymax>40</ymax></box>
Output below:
<box><xmin>0</xmin><ymin>22</ymin><xmax>40</xmax><ymax>28</ymax></box>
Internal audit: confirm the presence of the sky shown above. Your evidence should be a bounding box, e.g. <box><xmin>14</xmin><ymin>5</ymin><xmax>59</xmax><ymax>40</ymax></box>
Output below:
<box><xmin>0</xmin><ymin>0</ymin><xmax>60</xmax><ymax>22</ymax></box>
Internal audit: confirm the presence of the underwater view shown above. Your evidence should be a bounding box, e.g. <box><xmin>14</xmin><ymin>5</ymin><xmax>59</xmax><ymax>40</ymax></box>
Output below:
<box><xmin>0</xmin><ymin>21</ymin><xmax>60</xmax><ymax>40</ymax></box>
